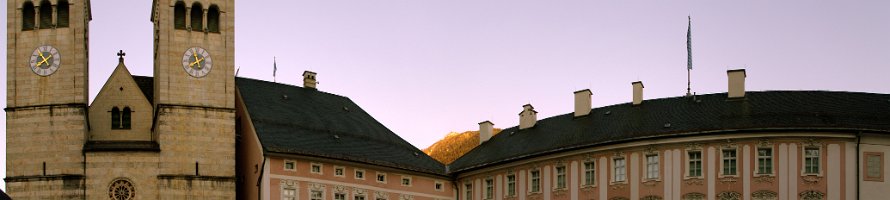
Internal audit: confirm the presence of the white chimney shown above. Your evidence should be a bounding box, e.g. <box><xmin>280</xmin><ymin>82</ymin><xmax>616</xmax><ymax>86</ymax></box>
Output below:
<box><xmin>632</xmin><ymin>81</ymin><xmax>644</xmax><ymax>106</ymax></box>
<box><xmin>303</xmin><ymin>71</ymin><xmax>318</xmax><ymax>89</ymax></box>
<box><xmin>727</xmin><ymin>69</ymin><xmax>746</xmax><ymax>98</ymax></box>
<box><xmin>478</xmin><ymin>121</ymin><xmax>494</xmax><ymax>144</ymax></box>
<box><xmin>574</xmin><ymin>89</ymin><xmax>592</xmax><ymax>117</ymax></box>
<box><xmin>518</xmin><ymin>104</ymin><xmax>537</xmax><ymax>130</ymax></box>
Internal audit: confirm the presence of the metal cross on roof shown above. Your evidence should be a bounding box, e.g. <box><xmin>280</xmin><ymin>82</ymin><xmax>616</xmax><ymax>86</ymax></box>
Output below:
<box><xmin>117</xmin><ymin>50</ymin><xmax>126</xmax><ymax>62</ymax></box>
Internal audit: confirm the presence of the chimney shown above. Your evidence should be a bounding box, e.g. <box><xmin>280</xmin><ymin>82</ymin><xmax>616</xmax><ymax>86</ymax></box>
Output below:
<box><xmin>478</xmin><ymin>121</ymin><xmax>494</xmax><ymax>144</ymax></box>
<box><xmin>574</xmin><ymin>89</ymin><xmax>592</xmax><ymax>117</ymax></box>
<box><xmin>632</xmin><ymin>81</ymin><xmax>644</xmax><ymax>106</ymax></box>
<box><xmin>727</xmin><ymin>69</ymin><xmax>746</xmax><ymax>98</ymax></box>
<box><xmin>303</xmin><ymin>71</ymin><xmax>317</xmax><ymax>89</ymax></box>
<box><xmin>519</xmin><ymin>104</ymin><xmax>537</xmax><ymax>130</ymax></box>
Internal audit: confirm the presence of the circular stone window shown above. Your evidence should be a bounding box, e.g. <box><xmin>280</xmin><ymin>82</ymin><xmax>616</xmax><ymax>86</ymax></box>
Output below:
<box><xmin>108</xmin><ymin>179</ymin><xmax>135</xmax><ymax>200</ymax></box>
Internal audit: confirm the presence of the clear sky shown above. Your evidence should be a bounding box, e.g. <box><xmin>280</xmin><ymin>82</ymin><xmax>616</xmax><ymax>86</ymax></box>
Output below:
<box><xmin>2</xmin><ymin>0</ymin><xmax>890</xmax><ymax>189</ymax></box>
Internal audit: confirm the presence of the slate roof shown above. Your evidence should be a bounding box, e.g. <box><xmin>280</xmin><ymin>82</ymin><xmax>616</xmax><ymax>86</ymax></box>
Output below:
<box><xmin>449</xmin><ymin>91</ymin><xmax>890</xmax><ymax>173</ymax></box>
<box><xmin>236</xmin><ymin>78</ymin><xmax>446</xmax><ymax>175</ymax></box>
<box><xmin>132</xmin><ymin>75</ymin><xmax>154</xmax><ymax>105</ymax></box>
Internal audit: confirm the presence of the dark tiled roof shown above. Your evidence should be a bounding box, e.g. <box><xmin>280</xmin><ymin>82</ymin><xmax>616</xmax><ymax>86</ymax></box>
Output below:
<box><xmin>132</xmin><ymin>75</ymin><xmax>154</xmax><ymax>105</ymax></box>
<box><xmin>236</xmin><ymin>78</ymin><xmax>446</xmax><ymax>175</ymax></box>
<box><xmin>449</xmin><ymin>91</ymin><xmax>890</xmax><ymax>173</ymax></box>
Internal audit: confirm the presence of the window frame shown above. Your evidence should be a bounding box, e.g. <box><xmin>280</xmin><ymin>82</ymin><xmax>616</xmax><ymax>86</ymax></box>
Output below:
<box><xmin>484</xmin><ymin>178</ymin><xmax>494</xmax><ymax>200</ymax></box>
<box><xmin>582</xmin><ymin>160</ymin><xmax>596</xmax><ymax>187</ymax></box>
<box><xmin>310</xmin><ymin>162</ymin><xmax>323</xmax><ymax>175</ymax></box>
<box><xmin>554</xmin><ymin>165</ymin><xmax>567</xmax><ymax>190</ymax></box>
<box><xmin>355</xmin><ymin>169</ymin><xmax>366</xmax><ymax>180</ymax></box>
<box><xmin>334</xmin><ymin>192</ymin><xmax>347</xmax><ymax>200</ymax></box>
<box><xmin>644</xmin><ymin>153</ymin><xmax>660</xmax><ymax>180</ymax></box>
<box><xmin>755</xmin><ymin>147</ymin><xmax>774</xmax><ymax>176</ymax></box>
<box><xmin>401</xmin><ymin>175</ymin><xmax>412</xmax><ymax>187</ymax></box>
<box><xmin>612</xmin><ymin>157</ymin><xmax>627</xmax><ymax>183</ymax></box>
<box><xmin>282</xmin><ymin>184</ymin><xmax>298</xmax><ymax>200</ymax></box>
<box><xmin>505</xmin><ymin>173</ymin><xmax>516</xmax><ymax>197</ymax></box>
<box><xmin>802</xmin><ymin>146</ymin><xmax>822</xmax><ymax>176</ymax></box>
<box><xmin>686</xmin><ymin>150</ymin><xmax>703</xmax><ymax>178</ymax></box>
<box><xmin>720</xmin><ymin>148</ymin><xmax>738</xmax><ymax>177</ymax></box>
<box><xmin>464</xmin><ymin>182</ymin><xmax>473</xmax><ymax>200</ymax></box>
<box><xmin>310</xmin><ymin>189</ymin><xmax>324</xmax><ymax>200</ymax></box>
<box><xmin>864</xmin><ymin>152</ymin><xmax>884</xmax><ymax>182</ymax></box>
<box><xmin>376</xmin><ymin>172</ymin><xmax>387</xmax><ymax>183</ymax></box>
<box><xmin>354</xmin><ymin>193</ymin><xmax>367</xmax><ymax>200</ymax></box>
<box><xmin>435</xmin><ymin>181</ymin><xmax>444</xmax><ymax>192</ymax></box>
<box><xmin>283</xmin><ymin>160</ymin><xmax>296</xmax><ymax>171</ymax></box>
<box><xmin>528</xmin><ymin>168</ymin><xmax>541</xmax><ymax>194</ymax></box>
<box><xmin>334</xmin><ymin>166</ymin><xmax>345</xmax><ymax>177</ymax></box>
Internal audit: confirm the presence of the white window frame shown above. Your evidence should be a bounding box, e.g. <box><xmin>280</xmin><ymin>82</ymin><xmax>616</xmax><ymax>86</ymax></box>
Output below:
<box><xmin>505</xmin><ymin>173</ymin><xmax>516</xmax><ymax>197</ymax></box>
<box><xmin>435</xmin><ymin>181</ymin><xmax>444</xmax><ymax>192</ymax></box>
<box><xmin>685</xmin><ymin>150</ymin><xmax>703</xmax><ymax>178</ymax></box>
<box><xmin>334</xmin><ymin>192</ymin><xmax>348</xmax><ymax>200</ymax></box>
<box><xmin>582</xmin><ymin>160</ymin><xmax>596</xmax><ymax>187</ymax></box>
<box><xmin>553</xmin><ymin>165</ymin><xmax>567</xmax><ymax>190</ymax></box>
<box><xmin>464</xmin><ymin>182</ymin><xmax>473</xmax><ymax>200</ymax></box>
<box><xmin>644</xmin><ymin>153</ymin><xmax>660</xmax><ymax>180</ymax></box>
<box><xmin>334</xmin><ymin>166</ymin><xmax>345</xmax><ymax>177</ymax></box>
<box><xmin>284</xmin><ymin>160</ymin><xmax>297</xmax><ymax>171</ymax></box>
<box><xmin>401</xmin><ymin>175</ymin><xmax>412</xmax><ymax>187</ymax></box>
<box><xmin>801</xmin><ymin>146</ymin><xmax>823</xmax><ymax>176</ymax></box>
<box><xmin>310</xmin><ymin>162</ymin><xmax>323</xmax><ymax>175</ymax></box>
<box><xmin>310</xmin><ymin>189</ymin><xmax>325</xmax><ymax>200</ymax></box>
<box><xmin>484</xmin><ymin>178</ymin><xmax>494</xmax><ymax>199</ymax></box>
<box><xmin>755</xmin><ymin>147</ymin><xmax>774</xmax><ymax>176</ymax></box>
<box><xmin>354</xmin><ymin>193</ymin><xmax>367</xmax><ymax>200</ymax></box>
<box><xmin>355</xmin><ymin>169</ymin><xmax>366</xmax><ymax>180</ymax></box>
<box><xmin>864</xmin><ymin>152</ymin><xmax>885</xmax><ymax>182</ymax></box>
<box><xmin>376</xmin><ymin>172</ymin><xmax>387</xmax><ymax>183</ymax></box>
<box><xmin>282</xmin><ymin>186</ymin><xmax>298</xmax><ymax>200</ymax></box>
<box><xmin>612</xmin><ymin>157</ymin><xmax>626</xmax><ymax>183</ymax></box>
<box><xmin>528</xmin><ymin>168</ymin><xmax>541</xmax><ymax>194</ymax></box>
<box><xmin>719</xmin><ymin>148</ymin><xmax>738</xmax><ymax>177</ymax></box>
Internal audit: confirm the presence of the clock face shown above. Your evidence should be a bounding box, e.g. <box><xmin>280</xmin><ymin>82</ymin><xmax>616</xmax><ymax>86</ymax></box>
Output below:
<box><xmin>181</xmin><ymin>47</ymin><xmax>213</xmax><ymax>78</ymax></box>
<box><xmin>29</xmin><ymin>45</ymin><xmax>61</xmax><ymax>76</ymax></box>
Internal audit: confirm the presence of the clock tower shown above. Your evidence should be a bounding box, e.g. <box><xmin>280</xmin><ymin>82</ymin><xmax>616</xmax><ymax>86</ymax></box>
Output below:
<box><xmin>5</xmin><ymin>0</ymin><xmax>91</xmax><ymax>198</ymax></box>
<box><xmin>150</xmin><ymin>0</ymin><xmax>236</xmax><ymax>198</ymax></box>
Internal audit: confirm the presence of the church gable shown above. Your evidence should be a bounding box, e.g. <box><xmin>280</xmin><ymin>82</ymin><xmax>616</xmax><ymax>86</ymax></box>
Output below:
<box><xmin>88</xmin><ymin>60</ymin><xmax>153</xmax><ymax>141</ymax></box>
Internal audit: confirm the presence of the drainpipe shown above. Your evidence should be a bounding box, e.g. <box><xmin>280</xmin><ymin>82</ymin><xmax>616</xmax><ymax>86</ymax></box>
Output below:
<box><xmin>856</xmin><ymin>131</ymin><xmax>861</xmax><ymax>199</ymax></box>
<box><xmin>256</xmin><ymin>157</ymin><xmax>266</xmax><ymax>200</ymax></box>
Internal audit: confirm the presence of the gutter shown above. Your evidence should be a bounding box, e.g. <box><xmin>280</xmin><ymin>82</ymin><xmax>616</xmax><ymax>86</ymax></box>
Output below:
<box><xmin>256</xmin><ymin>157</ymin><xmax>266</xmax><ymax>200</ymax></box>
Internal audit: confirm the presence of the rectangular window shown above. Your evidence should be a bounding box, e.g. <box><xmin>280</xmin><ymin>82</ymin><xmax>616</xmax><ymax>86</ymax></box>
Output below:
<box><xmin>555</xmin><ymin>166</ymin><xmax>566</xmax><ymax>189</ymax></box>
<box><xmin>646</xmin><ymin>154</ymin><xmax>659</xmax><ymax>179</ymax></box>
<box><xmin>804</xmin><ymin>147</ymin><xmax>820</xmax><ymax>174</ymax></box>
<box><xmin>529</xmin><ymin>169</ymin><xmax>541</xmax><ymax>193</ymax></box>
<box><xmin>506</xmin><ymin>174</ymin><xmax>516</xmax><ymax>196</ymax></box>
<box><xmin>355</xmin><ymin>195</ymin><xmax>366</xmax><ymax>200</ymax></box>
<box><xmin>465</xmin><ymin>183</ymin><xmax>473</xmax><ymax>200</ymax></box>
<box><xmin>282</xmin><ymin>188</ymin><xmax>297</xmax><ymax>200</ymax></box>
<box><xmin>435</xmin><ymin>181</ymin><xmax>444</xmax><ymax>191</ymax></box>
<box><xmin>355</xmin><ymin>169</ymin><xmax>365</xmax><ymax>180</ymax></box>
<box><xmin>334</xmin><ymin>166</ymin><xmax>345</xmax><ymax>177</ymax></box>
<box><xmin>311</xmin><ymin>163</ymin><xmax>322</xmax><ymax>174</ymax></box>
<box><xmin>722</xmin><ymin>149</ymin><xmax>738</xmax><ymax>176</ymax></box>
<box><xmin>583</xmin><ymin>161</ymin><xmax>596</xmax><ymax>186</ymax></box>
<box><xmin>613</xmin><ymin>158</ymin><xmax>626</xmax><ymax>182</ymax></box>
<box><xmin>757</xmin><ymin>148</ymin><xmax>773</xmax><ymax>175</ymax></box>
<box><xmin>865</xmin><ymin>152</ymin><xmax>884</xmax><ymax>182</ymax></box>
<box><xmin>688</xmin><ymin>151</ymin><xmax>702</xmax><ymax>177</ymax></box>
<box><xmin>284</xmin><ymin>160</ymin><xmax>296</xmax><ymax>171</ymax></box>
<box><xmin>311</xmin><ymin>190</ymin><xmax>323</xmax><ymax>200</ymax></box>
<box><xmin>377</xmin><ymin>173</ymin><xmax>387</xmax><ymax>183</ymax></box>
<box><xmin>401</xmin><ymin>176</ymin><xmax>412</xmax><ymax>186</ymax></box>
<box><xmin>484</xmin><ymin>178</ymin><xmax>493</xmax><ymax>199</ymax></box>
<box><xmin>335</xmin><ymin>193</ymin><xmax>347</xmax><ymax>200</ymax></box>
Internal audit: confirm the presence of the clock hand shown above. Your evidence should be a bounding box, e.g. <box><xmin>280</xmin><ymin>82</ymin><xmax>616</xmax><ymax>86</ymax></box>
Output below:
<box><xmin>37</xmin><ymin>54</ymin><xmax>53</xmax><ymax>67</ymax></box>
<box><xmin>189</xmin><ymin>57</ymin><xmax>205</xmax><ymax>68</ymax></box>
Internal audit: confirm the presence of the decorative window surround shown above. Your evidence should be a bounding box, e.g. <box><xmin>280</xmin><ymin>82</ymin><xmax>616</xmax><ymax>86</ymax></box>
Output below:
<box><xmin>801</xmin><ymin>140</ymin><xmax>823</xmax><ymax>176</ymax></box>
<box><xmin>582</xmin><ymin>160</ymin><xmax>597</xmax><ymax>187</ymax></box>
<box><xmin>355</xmin><ymin>169</ymin><xmax>366</xmax><ymax>180</ymax></box>
<box><xmin>484</xmin><ymin>178</ymin><xmax>494</xmax><ymax>199</ymax></box>
<box><xmin>376</xmin><ymin>172</ymin><xmax>387</xmax><ymax>183</ymax></box>
<box><xmin>864</xmin><ymin>152</ymin><xmax>884</xmax><ymax>182</ymax></box>
<box><xmin>505</xmin><ymin>172</ymin><xmax>516</xmax><ymax>197</ymax></box>
<box><xmin>334</xmin><ymin>166</ymin><xmax>345</xmax><ymax>177</ymax></box>
<box><xmin>284</xmin><ymin>160</ymin><xmax>296</xmax><ymax>171</ymax></box>
<box><xmin>375</xmin><ymin>191</ymin><xmax>389</xmax><ymax>200</ymax></box>
<box><xmin>611</xmin><ymin>151</ymin><xmax>627</xmax><ymax>185</ymax></box>
<box><xmin>311</xmin><ymin>162</ymin><xmax>323</xmax><ymax>175</ymax></box>
<box><xmin>719</xmin><ymin>147</ymin><xmax>739</xmax><ymax>178</ymax></box>
<box><xmin>553</xmin><ymin>163</ymin><xmax>567</xmax><ymax>190</ymax></box>
<box><xmin>354</xmin><ymin>188</ymin><xmax>367</xmax><ymax>200</ymax></box>
<box><xmin>644</xmin><ymin>153</ymin><xmax>660</xmax><ymax>181</ymax></box>
<box><xmin>464</xmin><ymin>182</ymin><xmax>473</xmax><ymax>200</ymax></box>
<box><xmin>281</xmin><ymin>179</ymin><xmax>300</xmax><ymax>200</ymax></box>
<box><xmin>754</xmin><ymin>145</ymin><xmax>775</xmax><ymax>177</ymax></box>
<box><xmin>685</xmin><ymin>150</ymin><xmax>703</xmax><ymax>179</ymax></box>
<box><xmin>401</xmin><ymin>176</ymin><xmax>412</xmax><ymax>187</ymax></box>
<box><xmin>435</xmin><ymin>181</ymin><xmax>444</xmax><ymax>192</ymax></box>
<box><xmin>528</xmin><ymin>168</ymin><xmax>542</xmax><ymax>194</ymax></box>
<box><xmin>309</xmin><ymin>183</ymin><xmax>326</xmax><ymax>200</ymax></box>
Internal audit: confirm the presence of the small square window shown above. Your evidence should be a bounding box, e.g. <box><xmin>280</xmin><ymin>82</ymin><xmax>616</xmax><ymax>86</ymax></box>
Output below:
<box><xmin>311</xmin><ymin>163</ymin><xmax>323</xmax><ymax>174</ymax></box>
<box><xmin>435</xmin><ymin>181</ymin><xmax>444</xmax><ymax>191</ymax></box>
<box><xmin>401</xmin><ymin>176</ymin><xmax>412</xmax><ymax>186</ymax></box>
<box><xmin>377</xmin><ymin>173</ymin><xmax>387</xmax><ymax>183</ymax></box>
<box><xmin>355</xmin><ymin>169</ymin><xmax>365</xmax><ymax>180</ymax></box>
<box><xmin>284</xmin><ymin>160</ymin><xmax>296</xmax><ymax>171</ymax></box>
<box><xmin>334</xmin><ymin>166</ymin><xmax>345</xmax><ymax>177</ymax></box>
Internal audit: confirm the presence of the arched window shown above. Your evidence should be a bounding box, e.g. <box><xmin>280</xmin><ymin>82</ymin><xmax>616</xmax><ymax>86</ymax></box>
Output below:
<box><xmin>22</xmin><ymin>1</ymin><xmax>35</xmax><ymax>30</ymax></box>
<box><xmin>207</xmin><ymin>5</ymin><xmax>220</xmax><ymax>33</ymax></box>
<box><xmin>190</xmin><ymin>2</ymin><xmax>203</xmax><ymax>31</ymax></box>
<box><xmin>111</xmin><ymin>107</ymin><xmax>121</xmax><ymax>129</ymax></box>
<box><xmin>56</xmin><ymin>0</ymin><xmax>68</xmax><ymax>27</ymax></box>
<box><xmin>122</xmin><ymin>107</ymin><xmax>132</xmax><ymax>129</ymax></box>
<box><xmin>38</xmin><ymin>0</ymin><xmax>52</xmax><ymax>29</ymax></box>
<box><xmin>173</xmin><ymin>1</ymin><xmax>186</xmax><ymax>29</ymax></box>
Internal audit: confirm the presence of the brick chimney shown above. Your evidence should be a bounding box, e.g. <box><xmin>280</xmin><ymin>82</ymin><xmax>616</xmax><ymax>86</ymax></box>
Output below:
<box><xmin>478</xmin><ymin>121</ymin><xmax>494</xmax><ymax>144</ymax></box>
<box><xmin>303</xmin><ymin>71</ymin><xmax>317</xmax><ymax>89</ymax></box>
<box><xmin>727</xmin><ymin>69</ymin><xmax>746</xmax><ymax>98</ymax></box>
<box><xmin>632</xmin><ymin>81</ymin><xmax>644</xmax><ymax>106</ymax></box>
<box><xmin>574</xmin><ymin>89</ymin><xmax>592</xmax><ymax>117</ymax></box>
<box><xmin>519</xmin><ymin>104</ymin><xmax>537</xmax><ymax>130</ymax></box>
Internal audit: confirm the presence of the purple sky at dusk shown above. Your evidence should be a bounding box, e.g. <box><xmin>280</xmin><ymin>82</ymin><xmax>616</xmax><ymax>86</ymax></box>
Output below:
<box><xmin>2</xmin><ymin>0</ymin><xmax>889</xmax><ymax>188</ymax></box>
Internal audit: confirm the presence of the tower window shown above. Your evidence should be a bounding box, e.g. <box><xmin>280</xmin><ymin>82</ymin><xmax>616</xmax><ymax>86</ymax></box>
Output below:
<box><xmin>207</xmin><ymin>5</ymin><xmax>220</xmax><ymax>33</ymax></box>
<box><xmin>22</xmin><ymin>1</ymin><xmax>36</xmax><ymax>30</ymax></box>
<box><xmin>56</xmin><ymin>0</ymin><xmax>68</xmax><ymax>27</ymax></box>
<box><xmin>122</xmin><ymin>107</ymin><xmax>132</xmax><ymax>129</ymax></box>
<box><xmin>190</xmin><ymin>2</ymin><xmax>203</xmax><ymax>31</ymax></box>
<box><xmin>173</xmin><ymin>1</ymin><xmax>186</xmax><ymax>29</ymax></box>
<box><xmin>39</xmin><ymin>0</ymin><xmax>52</xmax><ymax>29</ymax></box>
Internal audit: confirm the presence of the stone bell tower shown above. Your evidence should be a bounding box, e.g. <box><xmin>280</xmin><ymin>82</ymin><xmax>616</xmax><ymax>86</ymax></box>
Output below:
<box><xmin>5</xmin><ymin>0</ymin><xmax>91</xmax><ymax>198</ymax></box>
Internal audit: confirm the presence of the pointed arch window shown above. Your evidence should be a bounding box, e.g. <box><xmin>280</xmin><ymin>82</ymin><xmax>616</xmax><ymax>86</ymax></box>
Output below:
<box><xmin>111</xmin><ymin>107</ymin><xmax>121</xmax><ymax>129</ymax></box>
<box><xmin>190</xmin><ymin>2</ymin><xmax>203</xmax><ymax>31</ymax></box>
<box><xmin>207</xmin><ymin>5</ymin><xmax>220</xmax><ymax>33</ymax></box>
<box><xmin>22</xmin><ymin>1</ymin><xmax>36</xmax><ymax>30</ymax></box>
<box><xmin>38</xmin><ymin>0</ymin><xmax>52</xmax><ymax>29</ymax></box>
<box><xmin>56</xmin><ymin>0</ymin><xmax>69</xmax><ymax>27</ymax></box>
<box><xmin>173</xmin><ymin>1</ymin><xmax>186</xmax><ymax>29</ymax></box>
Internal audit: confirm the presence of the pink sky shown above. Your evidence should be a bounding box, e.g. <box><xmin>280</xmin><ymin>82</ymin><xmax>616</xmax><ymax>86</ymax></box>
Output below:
<box><xmin>3</xmin><ymin>0</ymin><xmax>890</xmax><ymax>188</ymax></box>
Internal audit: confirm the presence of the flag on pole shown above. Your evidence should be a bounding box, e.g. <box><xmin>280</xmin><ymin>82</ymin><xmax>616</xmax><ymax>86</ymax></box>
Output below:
<box><xmin>687</xmin><ymin>16</ymin><xmax>692</xmax><ymax>70</ymax></box>
<box><xmin>273</xmin><ymin>57</ymin><xmax>277</xmax><ymax>81</ymax></box>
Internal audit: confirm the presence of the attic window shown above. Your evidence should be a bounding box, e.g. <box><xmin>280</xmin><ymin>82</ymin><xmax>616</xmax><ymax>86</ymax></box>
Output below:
<box><xmin>664</xmin><ymin>123</ymin><xmax>671</xmax><ymax>128</ymax></box>
<box><xmin>604</xmin><ymin>111</ymin><xmax>611</xmax><ymax>115</ymax></box>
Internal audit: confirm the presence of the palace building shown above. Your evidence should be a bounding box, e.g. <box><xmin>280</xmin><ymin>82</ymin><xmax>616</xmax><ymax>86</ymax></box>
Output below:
<box><xmin>5</xmin><ymin>0</ymin><xmax>890</xmax><ymax>200</ymax></box>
